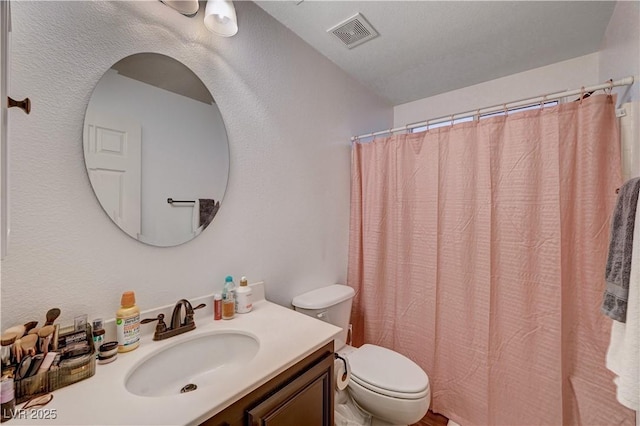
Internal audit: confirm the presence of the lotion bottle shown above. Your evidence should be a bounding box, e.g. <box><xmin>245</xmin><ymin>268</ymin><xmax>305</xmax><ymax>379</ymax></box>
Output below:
<box><xmin>116</xmin><ymin>291</ymin><xmax>140</xmax><ymax>353</ymax></box>
<box><xmin>236</xmin><ymin>276</ymin><xmax>253</xmax><ymax>313</ymax></box>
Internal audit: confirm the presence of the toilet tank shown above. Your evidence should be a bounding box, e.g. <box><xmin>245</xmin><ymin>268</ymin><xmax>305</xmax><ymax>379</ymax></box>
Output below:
<box><xmin>292</xmin><ymin>284</ymin><xmax>355</xmax><ymax>351</ymax></box>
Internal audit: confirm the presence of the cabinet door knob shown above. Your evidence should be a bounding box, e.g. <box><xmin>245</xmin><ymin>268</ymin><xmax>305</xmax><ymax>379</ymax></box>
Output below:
<box><xmin>7</xmin><ymin>96</ymin><xmax>31</xmax><ymax>114</ymax></box>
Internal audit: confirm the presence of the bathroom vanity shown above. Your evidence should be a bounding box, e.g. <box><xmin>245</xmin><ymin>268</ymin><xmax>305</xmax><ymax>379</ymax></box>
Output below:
<box><xmin>203</xmin><ymin>342</ymin><xmax>334</xmax><ymax>426</ymax></box>
<box><xmin>8</xmin><ymin>284</ymin><xmax>341</xmax><ymax>425</ymax></box>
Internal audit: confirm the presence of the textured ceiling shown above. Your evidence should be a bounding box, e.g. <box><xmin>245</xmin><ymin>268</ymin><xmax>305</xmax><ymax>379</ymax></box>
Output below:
<box><xmin>256</xmin><ymin>1</ymin><xmax>616</xmax><ymax>105</ymax></box>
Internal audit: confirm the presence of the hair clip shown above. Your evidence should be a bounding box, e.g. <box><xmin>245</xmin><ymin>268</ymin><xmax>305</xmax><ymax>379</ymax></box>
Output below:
<box><xmin>22</xmin><ymin>394</ymin><xmax>54</xmax><ymax>410</ymax></box>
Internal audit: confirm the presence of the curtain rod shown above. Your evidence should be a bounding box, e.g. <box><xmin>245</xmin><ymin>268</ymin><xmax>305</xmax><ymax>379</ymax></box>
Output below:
<box><xmin>352</xmin><ymin>76</ymin><xmax>635</xmax><ymax>141</ymax></box>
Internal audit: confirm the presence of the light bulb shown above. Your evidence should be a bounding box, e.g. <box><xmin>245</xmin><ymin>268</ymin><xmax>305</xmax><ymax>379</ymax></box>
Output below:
<box><xmin>204</xmin><ymin>0</ymin><xmax>238</xmax><ymax>37</ymax></box>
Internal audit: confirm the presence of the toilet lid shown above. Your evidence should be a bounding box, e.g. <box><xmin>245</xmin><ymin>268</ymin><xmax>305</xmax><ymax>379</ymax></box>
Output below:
<box><xmin>292</xmin><ymin>284</ymin><xmax>354</xmax><ymax>310</ymax></box>
<box><xmin>348</xmin><ymin>344</ymin><xmax>429</xmax><ymax>394</ymax></box>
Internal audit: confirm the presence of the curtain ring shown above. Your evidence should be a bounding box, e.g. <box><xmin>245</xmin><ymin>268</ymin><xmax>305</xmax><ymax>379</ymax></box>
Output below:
<box><xmin>475</xmin><ymin>109</ymin><xmax>480</xmax><ymax>121</ymax></box>
<box><xmin>580</xmin><ymin>86</ymin><xmax>585</xmax><ymax>104</ymax></box>
<box><xmin>450</xmin><ymin>114</ymin><xmax>454</xmax><ymax>127</ymax></box>
<box><xmin>540</xmin><ymin>95</ymin><xmax>547</xmax><ymax>110</ymax></box>
<box><xmin>503</xmin><ymin>104</ymin><xmax>508</xmax><ymax>116</ymax></box>
<box><xmin>426</xmin><ymin>119</ymin><xmax>430</xmax><ymax>133</ymax></box>
<box><xmin>605</xmin><ymin>79</ymin><xmax>613</xmax><ymax>98</ymax></box>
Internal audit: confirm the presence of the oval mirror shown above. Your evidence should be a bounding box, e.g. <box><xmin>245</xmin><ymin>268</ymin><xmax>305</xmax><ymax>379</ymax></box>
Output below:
<box><xmin>83</xmin><ymin>53</ymin><xmax>229</xmax><ymax>247</ymax></box>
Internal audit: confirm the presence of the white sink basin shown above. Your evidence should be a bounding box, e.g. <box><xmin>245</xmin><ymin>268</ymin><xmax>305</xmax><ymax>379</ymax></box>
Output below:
<box><xmin>125</xmin><ymin>331</ymin><xmax>260</xmax><ymax>397</ymax></box>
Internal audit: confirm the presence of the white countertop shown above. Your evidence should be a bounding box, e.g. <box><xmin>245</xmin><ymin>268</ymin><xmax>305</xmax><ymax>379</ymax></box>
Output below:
<box><xmin>9</xmin><ymin>292</ymin><xmax>341</xmax><ymax>425</ymax></box>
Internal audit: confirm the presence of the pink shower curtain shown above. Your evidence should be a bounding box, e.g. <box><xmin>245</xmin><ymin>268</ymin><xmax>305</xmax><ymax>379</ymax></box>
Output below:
<box><xmin>348</xmin><ymin>95</ymin><xmax>636</xmax><ymax>426</ymax></box>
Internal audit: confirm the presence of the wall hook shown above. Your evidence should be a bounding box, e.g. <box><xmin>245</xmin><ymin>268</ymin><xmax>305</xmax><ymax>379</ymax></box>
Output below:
<box><xmin>7</xmin><ymin>96</ymin><xmax>31</xmax><ymax>114</ymax></box>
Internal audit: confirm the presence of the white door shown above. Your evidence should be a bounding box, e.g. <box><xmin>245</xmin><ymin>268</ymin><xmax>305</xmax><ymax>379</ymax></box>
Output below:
<box><xmin>84</xmin><ymin>112</ymin><xmax>142</xmax><ymax>239</ymax></box>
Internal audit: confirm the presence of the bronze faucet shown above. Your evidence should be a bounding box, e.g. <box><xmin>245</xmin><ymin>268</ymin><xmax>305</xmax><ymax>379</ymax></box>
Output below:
<box><xmin>142</xmin><ymin>299</ymin><xmax>206</xmax><ymax>341</ymax></box>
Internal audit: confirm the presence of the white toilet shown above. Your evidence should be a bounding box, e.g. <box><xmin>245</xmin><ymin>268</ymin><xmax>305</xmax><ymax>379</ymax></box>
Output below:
<box><xmin>292</xmin><ymin>285</ymin><xmax>430</xmax><ymax>426</ymax></box>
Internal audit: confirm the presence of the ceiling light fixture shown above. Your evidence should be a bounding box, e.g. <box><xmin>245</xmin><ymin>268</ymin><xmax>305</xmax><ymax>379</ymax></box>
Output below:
<box><xmin>204</xmin><ymin>0</ymin><xmax>238</xmax><ymax>37</ymax></box>
<box><xmin>159</xmin><ymin>0</ymin><xmax>199</xmax><ymax>17</ymax></box>
<box><xmin>158</xmin><ymin>0</ymin><xmax>238</xmax><ymax>37</ymax></box>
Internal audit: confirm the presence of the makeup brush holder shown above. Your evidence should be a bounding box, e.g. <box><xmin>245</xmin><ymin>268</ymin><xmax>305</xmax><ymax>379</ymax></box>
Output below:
<box><xmin>13</xmin><ymin>325</ymin><xmax>96</xmax><ymax>403</ymax></box>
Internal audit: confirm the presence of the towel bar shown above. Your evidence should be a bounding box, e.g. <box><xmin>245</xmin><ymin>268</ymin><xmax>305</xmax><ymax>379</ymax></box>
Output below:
<box><xmin>167</xmin><ymin>198</ymin><xmax>195</xmax><ymax>204</ymax></box>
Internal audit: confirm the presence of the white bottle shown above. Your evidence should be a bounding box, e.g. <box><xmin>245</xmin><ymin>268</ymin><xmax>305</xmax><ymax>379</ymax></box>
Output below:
<box><xmin>235</xmin><ymin>276</ymin><xmax>253</xmax><ymax>313</ymax></box>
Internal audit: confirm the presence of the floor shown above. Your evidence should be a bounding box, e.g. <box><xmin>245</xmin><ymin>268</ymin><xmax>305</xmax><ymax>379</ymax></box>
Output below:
<box><xmin>412</xmin><ymin>410</ymin><xmax>449</xmax><ymax>426</ymax></box>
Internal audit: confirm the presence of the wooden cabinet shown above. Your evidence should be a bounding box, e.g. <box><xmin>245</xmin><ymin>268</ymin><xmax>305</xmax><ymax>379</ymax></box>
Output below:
<box><xmin>247</xmin><ymin>356</ymin><xmax>332</xmax><ymax>426</ymax></box>
<box><xmin>202</xmin><ymin>342</ymin><xmax>334</xmax><ymax>426</ymax></box>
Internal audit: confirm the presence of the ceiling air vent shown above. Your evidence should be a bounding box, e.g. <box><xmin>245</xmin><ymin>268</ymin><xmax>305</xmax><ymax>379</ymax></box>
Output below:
<box><xmin>327</xmin><ymin>13</ymin><xmax>379</xmax><ymax>49</ymax></box>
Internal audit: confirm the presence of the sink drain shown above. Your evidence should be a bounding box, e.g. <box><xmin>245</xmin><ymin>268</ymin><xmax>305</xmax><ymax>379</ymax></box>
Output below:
<box><xmin>180</xmin><ymin>383</ymin><xmax>197</xmax><ymax>393</ymax></box>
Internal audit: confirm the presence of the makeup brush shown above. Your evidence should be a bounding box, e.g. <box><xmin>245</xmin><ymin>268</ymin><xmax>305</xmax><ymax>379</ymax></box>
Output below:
<box><xmin>44</xmin><ymin>308</ymin><xmax>61</xmax><ymax>326</ymax></box>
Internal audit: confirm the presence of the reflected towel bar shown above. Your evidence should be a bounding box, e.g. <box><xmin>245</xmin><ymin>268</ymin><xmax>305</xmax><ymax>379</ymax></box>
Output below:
<box><xmin>167</xmin><ymin>198</ymin><xmax>195</xmax><ymax>204</ymax></box>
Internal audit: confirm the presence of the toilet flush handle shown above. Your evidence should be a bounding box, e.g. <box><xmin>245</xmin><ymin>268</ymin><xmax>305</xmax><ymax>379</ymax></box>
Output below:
<box><xmin>316</xmin><ymin>310</ymin><xmax>328</xmax><ymax>321</ymax></box>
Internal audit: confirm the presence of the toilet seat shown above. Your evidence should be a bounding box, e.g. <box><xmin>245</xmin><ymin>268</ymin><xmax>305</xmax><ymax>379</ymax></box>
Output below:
<box><xmin>350</xmin><ymin>374</ymin><xmax>430</xmax><ymax>400</ymax></box>
<box><xmin>347</xmin><ymin>344</ymin><xmax>429</xmax><ymax>399</ymax></box>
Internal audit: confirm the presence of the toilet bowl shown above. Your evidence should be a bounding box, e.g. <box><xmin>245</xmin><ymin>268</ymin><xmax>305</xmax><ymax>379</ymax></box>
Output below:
<box><xmin>292</xmin><ymin>285</ymin><xmax>430</xmax><ymax>426</ymax></box>
<box><xmin>345</xmin><ymin>344</ymin><xmax>430</xmax><ymax>425</ymax></box>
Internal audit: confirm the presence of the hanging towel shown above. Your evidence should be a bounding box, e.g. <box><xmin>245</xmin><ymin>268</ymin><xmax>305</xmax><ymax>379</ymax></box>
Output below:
<box><xmin>602</xmin><ymin>177</ymin><xmax>640</xmax><ymax>322</ymax></box>
<box><xmin>199</xmin><ymin>199</ymin><xmax>219</xmax><ymax>230</ymax></box>
<box><xmin>606</xmin><ymin>188</ymin><xmax>640</xmax><ymax>411</ymax></box>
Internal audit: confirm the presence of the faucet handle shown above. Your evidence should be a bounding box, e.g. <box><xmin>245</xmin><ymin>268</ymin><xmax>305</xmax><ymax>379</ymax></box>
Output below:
<box><xmin>141</xmin><ymin>313</ymin><xmax>166</xmax><ymax>325</ymax></box>
<box><xmin>185</xmin><ymin>303</ymin><xmax>206</xmax><ymax>326</ymax></box>
<box><xmin>142</xmin><ymin>313</ymin><xmax>167</xmax><ymax>339</ymax></box>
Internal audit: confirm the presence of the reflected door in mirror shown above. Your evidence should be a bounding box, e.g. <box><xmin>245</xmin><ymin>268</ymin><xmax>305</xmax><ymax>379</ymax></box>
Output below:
<box><xmin>84</xmin><ymin>112</ymin><xmax>142</xmax><ymax>239</ymax></box>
